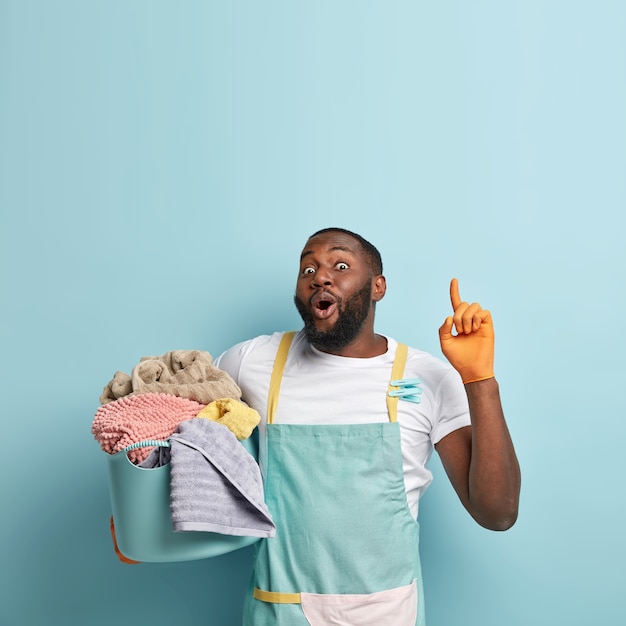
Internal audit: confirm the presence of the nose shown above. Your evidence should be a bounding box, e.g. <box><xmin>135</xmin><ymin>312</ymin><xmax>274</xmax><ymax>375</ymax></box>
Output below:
<box><xmin>312</xmin><ymin>267</ymin><xmax>332</xmax><ymax>287</ymax></box>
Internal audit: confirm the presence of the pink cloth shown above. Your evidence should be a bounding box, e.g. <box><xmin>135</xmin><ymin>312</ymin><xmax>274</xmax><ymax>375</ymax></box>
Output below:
<box><xmin>92</xmin><ymin>392</ymin><xmax>205</xmax><ymax>463</ymax></box>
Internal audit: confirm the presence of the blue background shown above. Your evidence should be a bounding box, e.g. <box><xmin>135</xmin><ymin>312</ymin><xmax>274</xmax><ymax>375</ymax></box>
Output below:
<box><xmin>1</xmin><ymin>1</ymin><xmax>624</xmax><ymax>624</ymax></box>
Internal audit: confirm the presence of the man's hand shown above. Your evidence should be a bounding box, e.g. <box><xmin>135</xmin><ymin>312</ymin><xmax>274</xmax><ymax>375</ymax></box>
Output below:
<box><xmin>438</xmin><ymin>278</ymin><xmax>494</xmax><ymax>384</ymax></box>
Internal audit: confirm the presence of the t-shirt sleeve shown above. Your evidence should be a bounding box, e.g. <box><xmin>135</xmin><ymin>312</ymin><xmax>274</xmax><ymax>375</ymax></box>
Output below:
<box><xmin>430</xmin><ymin>367</ymin><xmax>472</xmax><ymax>445</ymax></box>
<box><xmin>214</xmin><ymin>333</ymin><xmax>278</xmax><ymax>390</ymax></box>
<box><xmin>214</xmin><ymin>340</ymin><xmax>252</xmax><ymax>385</ymax></box>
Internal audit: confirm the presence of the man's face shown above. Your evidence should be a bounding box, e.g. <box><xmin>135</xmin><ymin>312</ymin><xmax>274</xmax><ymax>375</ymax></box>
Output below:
<box><xmin>293</xmin><ymin>232</ymin><xmax>377</xmax><ymax>352</ymax></box>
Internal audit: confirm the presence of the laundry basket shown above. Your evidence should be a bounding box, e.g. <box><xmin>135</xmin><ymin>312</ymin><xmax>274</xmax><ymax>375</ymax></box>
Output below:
<box><xmin>105</xmin><ymin>434</ymin><xmax>261</xmax><ymax>562</ymax></box>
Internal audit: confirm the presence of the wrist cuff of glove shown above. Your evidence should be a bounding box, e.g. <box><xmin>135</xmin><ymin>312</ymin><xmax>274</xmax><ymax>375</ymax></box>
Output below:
<box><xmin>462</xmin><ymin>373</ymin><xmax>495</xmax><ymax>385</ymax></box>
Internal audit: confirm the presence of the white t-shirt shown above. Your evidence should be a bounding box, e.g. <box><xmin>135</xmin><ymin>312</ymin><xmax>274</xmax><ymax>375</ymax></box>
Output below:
<box><xmin>215</xmin><ymin>330</ymin><xmax>471</xmax><ymax>519</ymax></box>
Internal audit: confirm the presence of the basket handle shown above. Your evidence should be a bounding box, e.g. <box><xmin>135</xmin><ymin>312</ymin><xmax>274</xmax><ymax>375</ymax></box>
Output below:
<box><xmin>122</xmin><ymin>440</ymin><xmax>171</xmax><ymax>453</ymax></box>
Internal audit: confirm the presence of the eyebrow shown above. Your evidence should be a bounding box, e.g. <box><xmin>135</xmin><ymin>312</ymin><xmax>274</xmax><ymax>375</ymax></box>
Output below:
<box><xmin>300</xmin><ymin>245</ymin><xmax>353</xmax><ymax>261</ymax></box>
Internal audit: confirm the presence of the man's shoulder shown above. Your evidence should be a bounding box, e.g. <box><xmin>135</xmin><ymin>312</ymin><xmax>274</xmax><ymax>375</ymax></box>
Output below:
<box><xmin>387</xmin><ymin>337</ymin><xmax>447</xmax><ymax>366</ymax></box>
<box><xmin>216</xmin><ymin>330</ymin><xmax>302</xmax><ymax>365</ymax></box>
<box><xmin>392</xmin><ymin>338</ymin><xmax>458</xmax><ymax>382</ymax></box>
<box><xmin>245</xmin><ymin>330</ymin><xmax>303</xmax><ymax>351</ymax></box>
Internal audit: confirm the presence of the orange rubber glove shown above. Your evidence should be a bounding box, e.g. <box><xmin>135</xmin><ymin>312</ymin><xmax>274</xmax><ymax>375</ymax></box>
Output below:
<box><xmin>438</xmin><ymin>278</ymin><xmax>495</xmax><ymax>384</ymax></box>
<box><xmin>110</xmin><ymin>516</ymin><xmax>141</xmax><ymax>565</ymax></box>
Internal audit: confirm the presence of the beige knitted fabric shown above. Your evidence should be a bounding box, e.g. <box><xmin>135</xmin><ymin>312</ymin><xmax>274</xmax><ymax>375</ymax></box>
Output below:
<box><xmin>100</xmin><ymin>350</ymin><xmax>241</xmax><ymax>405</ymax></box>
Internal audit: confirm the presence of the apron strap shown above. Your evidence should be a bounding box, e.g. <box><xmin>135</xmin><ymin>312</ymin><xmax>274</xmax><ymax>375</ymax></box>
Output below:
<box><xmin>267</xmin><ymin>332</ymin><xmax>409</xmax><ymax>425</ymax></box>
<box><xmin>386</xmin><ymin>343</ymin><xmax>408</xmax><ymax>423</ymax></box>
<box><xmin>267</xmin><ymin>331</ymin><xmax>296</xmax><ymax>425</ymax></box>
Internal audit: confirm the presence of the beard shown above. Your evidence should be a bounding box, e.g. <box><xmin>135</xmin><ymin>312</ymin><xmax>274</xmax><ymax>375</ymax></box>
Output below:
<box><xmin>294</xmin><ymin>280</ymin><xmax>373</xmax><ymax>352</ymax></box>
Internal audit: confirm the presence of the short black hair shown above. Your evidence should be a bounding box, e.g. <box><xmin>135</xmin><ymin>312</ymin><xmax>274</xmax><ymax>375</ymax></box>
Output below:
<box><xmin>308</xmin><ymin>227</ymin><xmax>383</xmax><ymax>275</ymax></box>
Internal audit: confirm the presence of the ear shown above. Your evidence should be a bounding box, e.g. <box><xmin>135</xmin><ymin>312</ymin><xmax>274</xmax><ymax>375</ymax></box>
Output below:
<box><xmin>372</xmin><ymin>275</ymin><xmax>386</xmax><ymax>302</ymax></box>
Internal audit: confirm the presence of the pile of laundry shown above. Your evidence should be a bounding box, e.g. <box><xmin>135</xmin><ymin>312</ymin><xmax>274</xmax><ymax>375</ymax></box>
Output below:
<box><xmin>93</xmin><ymin>349</ymin><xmax>255</xmax><ymax>461</ymax></box>
<box><xmin>92</xmin><ymin>349</ymin><xmax>275</xmax><ymax>560</ymax></box>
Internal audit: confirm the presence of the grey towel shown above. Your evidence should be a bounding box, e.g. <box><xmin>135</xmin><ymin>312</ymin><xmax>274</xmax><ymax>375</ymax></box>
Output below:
<box><xmin>169</xmin><ymin>419</ymin><xmax>275</xmax><ymax>538</ymax></box>
<box><xmin>138</xmin><ymin>445</ymin><xmax>171</xmax><ymax>468</ymax></box>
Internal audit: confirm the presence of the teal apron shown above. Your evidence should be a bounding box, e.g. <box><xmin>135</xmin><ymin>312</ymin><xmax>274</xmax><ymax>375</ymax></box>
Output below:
<box><xmin>243</xmin><ymin>332</ymin><xmax>426</xmax><ymax>625</ymax></box>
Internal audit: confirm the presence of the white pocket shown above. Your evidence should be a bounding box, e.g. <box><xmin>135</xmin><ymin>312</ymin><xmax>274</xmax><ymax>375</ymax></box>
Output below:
<box><xmin>300</xmin><ymin>579</ymin><xmax>417</xmax><ymax>626</ymax></box>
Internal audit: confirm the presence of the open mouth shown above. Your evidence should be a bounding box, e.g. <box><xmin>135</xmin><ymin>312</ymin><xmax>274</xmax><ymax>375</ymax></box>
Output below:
<box><xmin>311</xmin><ymin>292</ymin><xmax>337</xmax><ymax>320</ymax></box>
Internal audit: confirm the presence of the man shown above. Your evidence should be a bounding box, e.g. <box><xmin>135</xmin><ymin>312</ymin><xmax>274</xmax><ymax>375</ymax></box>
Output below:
<box><xmin>215</xmin><ymin>227</ymin><xmax>520</xmax><ymax>626</ymax></box>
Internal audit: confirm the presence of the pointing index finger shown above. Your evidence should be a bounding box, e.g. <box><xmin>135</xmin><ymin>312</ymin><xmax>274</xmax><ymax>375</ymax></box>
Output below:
<box><xmin>450</xmin><ymin>277</ymin><xmax>462</xmax><ymax>310</ymax></box>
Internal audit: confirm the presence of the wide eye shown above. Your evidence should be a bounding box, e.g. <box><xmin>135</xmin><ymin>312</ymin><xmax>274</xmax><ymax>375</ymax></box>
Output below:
<box><xmin>302</xmin><ymin>266</ymin><xmax>316</xmax><ymax>276</ymax></box>
<box><xmin>336</xmin><ymin>262</ymin><xmax>349</xmax><ymax>270</ymax></box>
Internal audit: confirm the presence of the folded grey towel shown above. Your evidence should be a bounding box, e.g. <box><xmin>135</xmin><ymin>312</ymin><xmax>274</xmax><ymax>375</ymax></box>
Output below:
<box><xmin>169</xmin><ymin>419</ymin><xmax>275</xmax><ymax>538</ymax></box>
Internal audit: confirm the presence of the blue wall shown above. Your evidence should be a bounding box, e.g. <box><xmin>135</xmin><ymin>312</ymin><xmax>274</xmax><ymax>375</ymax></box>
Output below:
<box><xmin>1</xmin><ymin>2</ymin><xmax>624</xmax><ymax>624</ymax></box>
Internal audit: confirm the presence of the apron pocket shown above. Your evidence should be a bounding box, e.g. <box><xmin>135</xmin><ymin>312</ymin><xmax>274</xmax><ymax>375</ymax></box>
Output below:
<box><xmin>300</xmin><ymin>579</ymin><xmax>417</xmax><ymax>626</ymax></box>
